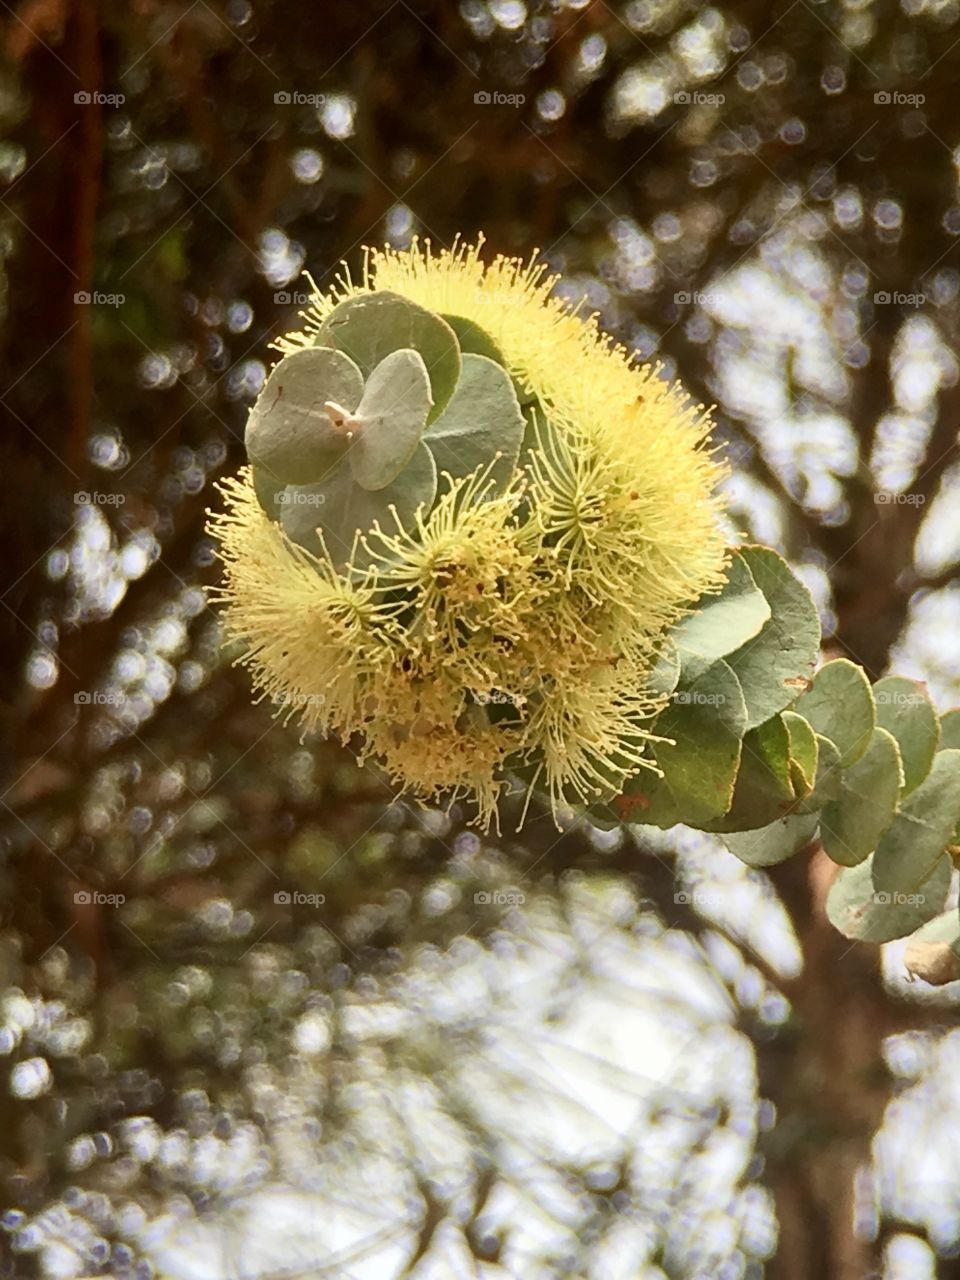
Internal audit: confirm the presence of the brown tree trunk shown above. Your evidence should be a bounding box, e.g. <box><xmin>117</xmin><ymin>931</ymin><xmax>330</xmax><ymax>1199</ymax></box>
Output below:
<box><xmin>760</xmin><ymin>846</ymin><xmax>958</xmax><ymax>1278</ymax></box>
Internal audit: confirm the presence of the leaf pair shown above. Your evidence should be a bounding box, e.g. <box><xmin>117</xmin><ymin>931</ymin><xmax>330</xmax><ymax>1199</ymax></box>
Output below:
<box><xmin>605</xmin><ymin>546</ymin><xmax>822</xmax><ymax>832</ymax></box>
<box><xmin>246</xmin><ymin>290</ymin><xmax>525</xmax><ymax>567</ymax></box>
<box><xmin>246</xmin><ymin>344</ymin><xmax>433</xmax><ymax>495</ymax></box>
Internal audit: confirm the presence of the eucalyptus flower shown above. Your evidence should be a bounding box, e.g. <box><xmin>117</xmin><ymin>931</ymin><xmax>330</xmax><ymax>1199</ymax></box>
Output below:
<box><xmin>210</xmin><ymin>238</ymin><xmax>728</xmax><ymax>828</ymax></box>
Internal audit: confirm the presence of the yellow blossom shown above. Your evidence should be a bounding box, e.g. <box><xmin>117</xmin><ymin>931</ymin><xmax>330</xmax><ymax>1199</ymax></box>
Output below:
<box><xmin>210</xmin><ymin>239</ymin><xmax>729</xmax><ymax>829</ymax></box>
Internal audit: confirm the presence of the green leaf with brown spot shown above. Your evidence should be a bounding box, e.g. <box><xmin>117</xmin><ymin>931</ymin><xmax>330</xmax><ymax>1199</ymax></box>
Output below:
<box><xmin>723</xmin><ymin>546</ymin><xmax>820</xmax><ymax>730</ymax></box>
<box><xmin>792</xmin><ymin>658</ymin><xmax>875</xmax><ymax>766</ymax></box>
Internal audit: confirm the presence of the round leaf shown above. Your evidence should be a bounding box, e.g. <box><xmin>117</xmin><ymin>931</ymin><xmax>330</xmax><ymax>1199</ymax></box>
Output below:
<box><xmin>348</xmin><ymin>348</ymin><xmax>432</xmax><ymax>491</ymax></box>
<box><xmin>826</xmin><ymin>853</ymin><xmax>951</xmax><ymax>944</ymax></box>
<box><xmin>317</xmin><ymin>291</ymin><xmax>460</xmax><ymax>423</ymax></box>
<box><xmin>819</xmin><ymin>726</ymin><xmax>902</xmax><ymax>867</ymax></box>
<box><xmin>723</xmin><ymin>546</ymin><xmax>820</xmax><ymax>731</ymax></box>
<box><xmin>281</xmin><ymin>443</ymin><xmax>438</xmax><ymax>569</ymax></box>
<box><xmin>872</xmin><ymin>748</ymin><xmax>960</xmax><ymax>897</ymax></box>
<box><xmin>245</xmin><ymin>348</ymin><xmax>363</xmax><ymax>485</ymax></box>
<box><xmin>874</xmin><ymin>675</ymin><xmax>939</xmax><ymax>795</ymax></box>
<box><xmin>783</xmin><ymin>710</ymin><xmax>818</xmax><ymax>796</ymax></box>
<box><xmin>792</xmin><ymin>658</ymin><xmax>876</xmax><ymax>767</ymax></box>
<box><xmin>705</xmin><ymin>714</ymin><xmax>795</xmax><ymax>833</ymax></box>
<box><xmin>672</xmin><ymin>552</ymin><xmax>771</xmax><ymax>671</ymax></box>
<box><xmin>424</xmin><ymin>353</ymin><xmax>525</xmax><ymax>492</ymax></box>
<box><xmin>939</xmin><ymin>707</ymin><xmax>960</xmax><ymax>750</ymax></box>
<box><xmin>721</xmin><ymin>811</ymin><xmax>819</xmax><ymax>867</ymax></box>
<box><xmin>617</xmin><ymin>658</ymin><xmax>748</xmax><ymax>828</ymax></box>
<box><xmin>252</xmin><ymin>464</ymin><xmax>284</xmax><ymax>518</ymax></box>
<box><xmin>441</xmin><ymin>314</ymin><xmax>505</xmax><ymax>364</ymax></box>
<box><xmin>789</xmin><ymin>733</ymin><xmax>844</xmax><ymax>813</ymax></box>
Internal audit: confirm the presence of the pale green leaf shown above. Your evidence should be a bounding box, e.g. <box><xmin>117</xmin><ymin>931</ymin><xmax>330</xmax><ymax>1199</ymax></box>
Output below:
<box><xmin>874</xmin><ymin>675</ymin><xmax>939</xmax><ymax>795</ymax></box>
<box><xmin>723</xmin><ymin>546</ymin><xmax>820</xmax><ymax>730</ymax></box>
<box><xmin>792</xmin><ymin>658</ymin><xmax>876</xmax><ymax>766</ymax></box>
<box><xmin>424</xmin><ymin>353</ymin><xmax>525</xmax><ymax>492</ymax></box>
<box><xmin>317</xmin><ymin>291</ymin><xmax>460</xmax><ymax>423</ymax></box>
<box><xmin>245</xmin><ymin>348</ymin><xmax>363</xmax><ymax>485</ymax></box>
<box><xmin>819</xmin><ymin>726</ymin><xmax>902</xmax><ymax>867</ymax></box>
<box><xmin>348</xmin><ymin>348</ymin><xmax>432</xmax><ymax>491</ymax></box>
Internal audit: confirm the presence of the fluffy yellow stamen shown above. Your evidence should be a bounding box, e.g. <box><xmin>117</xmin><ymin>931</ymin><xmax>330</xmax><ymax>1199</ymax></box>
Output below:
<box><xmin>210</xmin><ymin>239</ymin><xmax>730</xmax><ymax>829</ymax></box>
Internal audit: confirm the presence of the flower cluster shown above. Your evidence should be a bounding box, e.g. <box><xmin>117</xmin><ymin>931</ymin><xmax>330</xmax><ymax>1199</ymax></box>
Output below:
<box><xmin>210</xmin><ymin>238</ymin><xmax>728</xmax><ymax>828</ymax></box>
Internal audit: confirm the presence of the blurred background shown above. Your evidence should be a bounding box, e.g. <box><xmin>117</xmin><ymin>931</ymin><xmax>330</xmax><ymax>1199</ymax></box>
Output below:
<box><xmin>1</xmin><ymin>1</ymin><xmax>960</xmax><ymax>1276</ymax></box>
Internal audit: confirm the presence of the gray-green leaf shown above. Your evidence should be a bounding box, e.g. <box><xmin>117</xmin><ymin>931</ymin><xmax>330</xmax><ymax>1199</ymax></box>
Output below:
<box><xmin>672</xmin><ymin>552</ymin><xmax>771</xmax><ymax>670</ymax></box>
<box><xmin>424</xmin><ymin>353</ymin><xmax>525</xmax><ymax>492</ymax></box>
<box><xmin>872</xmin><ymin>748</ymin><xmax>960</xmax><ymax>896</ymax></box>
<box><xmin>245</xmin><ymin>348</ymin><xmax>364</xmax><ymax>485</ymax></box>
<box><xmin>281</xmin><ymin>443</ymin><xmax>438</xmax><ymax>569</ymax></box>
<box><xmin>317</xmin><ymin>291</ymin><xmax>460</xmax><ymax>423</ymax></box>
<box><xmin>792</xmin><ymin>658</ymin><xmax>875</xmax><ymax>767</ymax></box>
<box><xmin>723</xmin><ymin>546</ymin><xmax>820</xmax><ymax>731</ymax></box>
<box><xmin>348</xmin><ymin>348</ymin><xmax>432</xmax><ymax>491</ymax></box>
<box><xmin>721</xmin><ymin>811</ymin><xmax>819</xmax><ymax>867</ymax></box>
<box><xmin>819</xmin><ymin>726</ymin><xmax>902</xmax><ymax>867</ymax></box>
<box><xmin>826</xmin><ymin>853</ymin><xmax>950</xmax><ymax>943</ymax></box>
<box><xmin>619</xmin><ymin>659</ymin><xmax>748</xmax><ymax>828</ymax></box>
<box><xmin>873</xmin><ymin>675</ymin><xmax>939</xmax><ymax>795</ymax></box>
